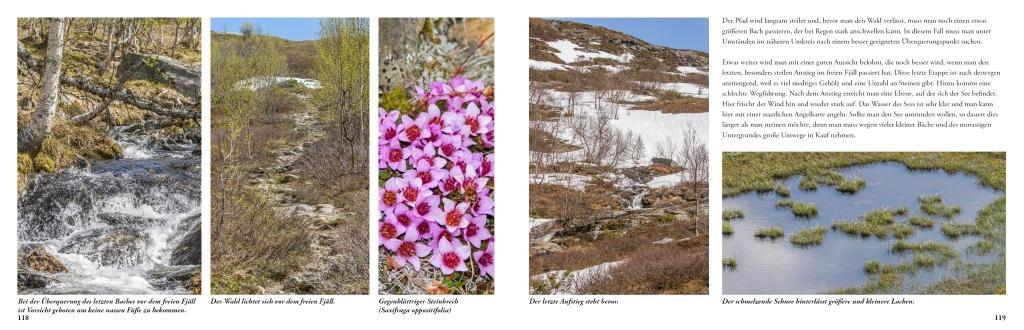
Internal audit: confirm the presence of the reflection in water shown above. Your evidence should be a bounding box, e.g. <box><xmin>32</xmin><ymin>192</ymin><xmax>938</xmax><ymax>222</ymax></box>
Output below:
<box><xmin>723</xmin><ymin>162</ymin><xmax>1002</xmax><ymax>294</ymax></box>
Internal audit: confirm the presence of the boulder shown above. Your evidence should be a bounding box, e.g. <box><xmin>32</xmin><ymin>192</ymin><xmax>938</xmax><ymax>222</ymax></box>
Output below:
<box><xmin>22</xmin><ymin>246</ymin><xmax>68</xmax><ymax>273</ymax></box>
<box><xmin>170</xmin><ymin>214</ymin><xmax>202</xmax><ymax>266</ymax></box>
<box><xmin>59</xmin><ymin>227</ymin><xmax>146</xmax><ymax>268</ymax></box>
<box><xmin>18</xmin><ymin>268</ymin><xmax>57</xmax><ymax>290</ymax></box>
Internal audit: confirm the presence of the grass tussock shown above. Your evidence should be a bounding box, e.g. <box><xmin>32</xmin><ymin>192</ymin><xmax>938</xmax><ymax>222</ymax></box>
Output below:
<box><xmin>722</xmin><ymin>221</ymin><xmax>733</xmax><ymax>236</ymax></box>
<box><xmin>722</xmin><ymin>209</ymin><xmax>744</xmax><ymax>221</ymax></box>
<box><xmin>775</xmin><ymin>199</ymin><xmax>818</xmax><ymax>218</ymax></box>
<box><xmin>918</xmin><ymin>194</ymin><xmax>961</xmax><ymax>218</ymax></box>
<box><xmin>789</xmin><ymin>225</ymin><xmax>826</xmax><ymax>246</ymax></box>
<box><xmin>907</xmin><ymin>215</ymin><xmax>935</xmax><ymax>228</ymax></box>
<box><xmin>723</xmin><ymin>257</ymin><xmax>737</xmax><ymax>269</ymax></box>
<box><xmin>774</xmin><ymin>184</ymin><xmax>791</xmax><ymax>197</ymax></box>
<box><xmin>754</xmin><ymin>226</ymin><xmax>784</xmax><ymax>240</ymax></box>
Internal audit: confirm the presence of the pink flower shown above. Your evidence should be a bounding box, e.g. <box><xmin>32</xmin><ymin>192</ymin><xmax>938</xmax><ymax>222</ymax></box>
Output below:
<box><xmin>413</xmin><ymin>195</ymin><xmax>441</xmax><ymax>218</ymax></box>
<box><xmin>405</xmin><ymin>216</ymin><xmax>441</xmax><ymax>242</ymax></box>
<box><xmin>474</xmin><ymin>240</ymin><xmax>494</xmax><ymax>278</ymax></box>
<box><xmin>399</xmin><ymin>178</ymin><xmax>430</xmax><ymax>206</ymax></box>
<box><xmin>433</xmin><ymin>198</ymin><xmax>470</xmax><ymax>233</ymax></box>
<box><xmin>399</xmin><ymin>114</ymin><xmax>431</xmax><ymax>143</ymax></box>
<box><xmin>463</xmin><ymin>215</ymin><xmax>492</xmax><ymax>248</ymax></box>
<box><xmin>379</xmin><ymin>177</ymin><xmax>403</xmax><ymax>211</ymax></box>
<box><xmin>429</xmin><ymin>238</ymin><xmax>471</xmax><ymax>275</ymax></box>
<box><xmin>456</xmin><ymin>102</ymin><xmax>493</xmax><ymax>137</ymax></box>
<box><xmin>386</xmin><ymin>204</ymin><xmax>415</xmax><ymax>229</ymax></box>
<box><xmin>435</xmin><ymin>134</ymin><xmax>469</xmax><ymax>159</ymax></box>
<box><xmin>384</xmin><ymin>234</ymin><xmax>431</xmax><ymax>271</ymax></box>
<box><xmin>379</xmin><ymin>109</ymin><xmax>401</xmax><ymax>145</ymax></box>
<box><xmin>381</xmin><ymin>140</ymin><xmax>408</xmax><ymax>171</ymax></box>
<box><xmin>403</xmin><ymin>157</ymin><xmax>447</xmax><ymax>189</ymax></box>
<box><xmin>379</xmin><ymin>215</ymin><xmax>406</xmax><ymax>247</ymax></box>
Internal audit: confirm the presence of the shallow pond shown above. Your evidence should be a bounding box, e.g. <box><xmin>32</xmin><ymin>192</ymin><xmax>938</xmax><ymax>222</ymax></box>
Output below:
<box><xmin>723</xmin><ymin>162</ymin><xmax>1002</xmax><ymax>294</ymax></box>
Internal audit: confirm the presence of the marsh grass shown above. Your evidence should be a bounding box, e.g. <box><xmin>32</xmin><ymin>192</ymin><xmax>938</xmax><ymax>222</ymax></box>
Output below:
<box><xmin>723</xmin><ymin>257</ymin><xmax>737</xmax><ymax>269</ymax></box>
<box><xmin>831</xmin><ymin>207</ymin><xmax>914</xmax><ymax>239</ymax></box>
<box><xmin>789</xmin><ymin>225</ymin><xmax>826</xmax><ymax>246</ymax></box>
<box><xmin>834</xmin><ymin>177</ymin><xmax>866</xmax><ymax>194</ymax></box>
<box><xmin>918</xmin><ymin>194</ymin><xmax>961</xmax><ymax>218</ymax></box>
<box><xmin>798</xmin><ymin>176</ymin><xmax>817</xmax><ymax>191</ymax></box>
<box><xmin>907</xmin><ymin>215</ymin><xmax>935</xmax><ymax>228</ymax></box>
<box><xmin>941</xmin><ymin>223</ymin><xmax>977</xmax><ymax>238</ymax></box>
<box><xmin>890</xmin><ymin>240</ymin><xmax>957</xmax><ymax>259</ymax></box>
<box><xmin>722</xmin><ymin>221</ymin><xmax>734</xmax><ymax>236</ymax></box>
<box><xmin>775</xmin><ymin>199</ymin><xmax>818</xmax><ymax>218</ymax></box>
<box><xmin>754</xmin><ymin>226</ymin><xmax>784</xmax><ymax>240</ymax></box>
<box><xmin>774</xmin><ymin>185</ymin><xmax>791</xmax><ymax>197</ymax></box>
<box><xmin>722</xmin><ymin>209</ymin><xmax>744</xmax><ymax>221</ymax></box>
<box><xmin>723</xmin><ymin>152</ymin><xmax>1005</xmax><ymax>197</ymax></box>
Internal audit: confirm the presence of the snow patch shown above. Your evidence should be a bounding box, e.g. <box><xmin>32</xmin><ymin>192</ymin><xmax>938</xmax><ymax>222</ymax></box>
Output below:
<box><xmin>530</xmin><ymin>60</ymin><xmax>569</xmax><ymax>71</ymax></box>
<box><xmin>530</xmin><ymin>173</ymin><xmax>591</xmax><ymax>191</ymax></box>
<box><xmin>547</xmin><ymin>40</ymin><xmax>633</xmax><ymax>64</ymax></box>
<box><xmin>648</xmin><ymin>172</ymin><xmax>684</xmax><ymax>188</ymax></box>
<box><xmin>531</xmin><ymin>260</ymin><xmax>628</xmax><ymax>294</ymax></box>
<box><xmin>676</xmin><ymin>66</ymin><xmax>706</xmax><ymax>75</ymax></box>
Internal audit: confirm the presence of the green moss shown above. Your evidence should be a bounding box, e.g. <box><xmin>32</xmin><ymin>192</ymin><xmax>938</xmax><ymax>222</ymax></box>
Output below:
<box><xmin>380</xmin><ymin>86</ymin><xmax>412</xmax><ymax>114</ymax></box>
<box><xmin>33</xmin><ymin>154</ymin><xmax>56</xmax><ymax>173</ymax></box>
<box><xmin>754</xmin><ymin>226</ymin><xmax>784</xmax><ymax>240</ymax></box>
<box><xmin>790</xmin><ymin>225</ymin><xmax>826</xmax><ymax>246</ymax></box>
<box><xmin>722</xmin><ymin>209</ymin><xmax>744</xmax><ymax>221</ymax></box>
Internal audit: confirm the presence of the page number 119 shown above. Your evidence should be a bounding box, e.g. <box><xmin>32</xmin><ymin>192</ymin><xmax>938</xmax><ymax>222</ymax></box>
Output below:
<box><xmin>995</xmin><ymin>314</ymin><xmax>1006</xmax><ymax>321</ymax></box>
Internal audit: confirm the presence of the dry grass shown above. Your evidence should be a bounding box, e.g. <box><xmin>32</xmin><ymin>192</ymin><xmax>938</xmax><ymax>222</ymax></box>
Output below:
<box><xmin>578</xmin><ymin>244</ymin><xmax>708</xmax><ymax>294</ymax></box>
<box><xmin>530</xmin><ymin>220</ymin><xmax>702</xmax><ymax>275</ymax></box>
<box><xmin>529</xmin><ymin>182</ymin><xmax>622</xmax><ymax>220</ymax></box>
<box><xmin>626</xmin><ymin>96</ymin><xmax>708</xmax><ymax>114</ymax></box>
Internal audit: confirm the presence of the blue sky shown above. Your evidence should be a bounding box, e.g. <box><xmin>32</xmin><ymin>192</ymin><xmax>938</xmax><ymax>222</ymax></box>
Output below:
<box><xmin>552</xmin><ymin>18</ymin><xmax>709</xmax><ymax>52</ymax></box>
<box><xmin>212</xmin><ymin>18</ymin><xmax>322</xmax><ymax>41</ymax></box>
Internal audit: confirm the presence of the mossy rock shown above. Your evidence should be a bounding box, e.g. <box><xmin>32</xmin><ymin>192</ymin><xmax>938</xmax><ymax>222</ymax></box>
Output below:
<box><xmin>17</xmin><ymin>153</ymin><xmax>33</xmax><ymax>191</ymax></box>
<box><xmin>33</xmin><ymin>154</ymin><xmax>56</xmax><ymax>173</ymax></box>
<box><xmin>380</xmin><ymin>86</ymin><xmax>412</xmax><ymax>114</ymax></box>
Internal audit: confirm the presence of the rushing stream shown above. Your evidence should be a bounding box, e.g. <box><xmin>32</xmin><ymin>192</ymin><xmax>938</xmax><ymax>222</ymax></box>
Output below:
<box><xmin>17</xmin><ymin>126</ymin><xmax>201</xmax><ymax>294</ymax></box>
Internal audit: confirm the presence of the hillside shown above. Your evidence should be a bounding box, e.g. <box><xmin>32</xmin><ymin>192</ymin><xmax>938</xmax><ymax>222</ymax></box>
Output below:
<box><xmin>212</xmin><ymin>32</ymin><xmax>318</xmax><ymax>78</ymax></box>
<box><xmin>528</xmin><ymin>18</ymin><xmax>709</xmax><ymax>295</ymax></box>
<box><xmin>530</xmin><ymin>18</ymin><xmax>708</xmax><ymax>77</ymax></box>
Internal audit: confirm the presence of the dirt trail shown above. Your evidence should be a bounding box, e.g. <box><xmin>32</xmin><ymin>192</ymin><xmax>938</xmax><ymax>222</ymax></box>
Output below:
<box><xmin>247</xmin><ymin>96</ymin><xmax>358</xmax><ymax>294</ymax></box>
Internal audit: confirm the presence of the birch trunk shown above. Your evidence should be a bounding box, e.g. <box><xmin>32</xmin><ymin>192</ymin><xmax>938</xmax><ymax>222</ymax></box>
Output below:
<box><xmin>18</xmin><ymin>18</ymin><xmax>65</xmax><ymax>155</ymax></box>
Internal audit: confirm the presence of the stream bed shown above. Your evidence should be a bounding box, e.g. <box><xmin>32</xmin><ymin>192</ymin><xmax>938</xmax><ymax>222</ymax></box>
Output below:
<box><xmin>17</xmin><ymin>126</ymin><xmax>201</xmax><ymax>294</ymax></box>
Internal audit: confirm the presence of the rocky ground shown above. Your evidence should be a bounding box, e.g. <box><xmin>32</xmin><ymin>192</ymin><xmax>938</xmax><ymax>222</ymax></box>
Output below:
<box><xmin>245</xmin><ymin>94</ymin><xmax>365</xmax><ymax>294</ymax></box>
